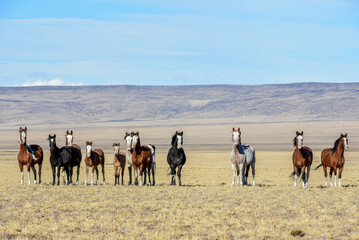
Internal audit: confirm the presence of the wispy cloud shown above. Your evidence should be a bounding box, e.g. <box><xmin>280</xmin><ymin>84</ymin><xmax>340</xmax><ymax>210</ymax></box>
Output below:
<box><xmin>20</xmin><ymin>78</ymin><xmax>83</xmax><ymax>86</ymax></box>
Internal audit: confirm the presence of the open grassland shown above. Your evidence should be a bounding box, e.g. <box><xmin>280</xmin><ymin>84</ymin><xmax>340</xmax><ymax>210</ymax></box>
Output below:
<box><xmin>1</xmin><ymin>150</ymin><xmax>359</xmax><ymax>239</ymax></box>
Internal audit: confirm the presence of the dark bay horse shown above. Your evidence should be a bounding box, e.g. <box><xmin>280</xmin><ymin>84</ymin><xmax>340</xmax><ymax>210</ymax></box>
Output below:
<box><xmin>84</xmin><ymin>141</ymin><xmax>105</xmax><ymax>185</ymax></box>
<box><xmin>65</xmin><ymin>130</ymin><xmax>82</xmax><ymax>184</ymax></box>
<box><xmin>131</xmin><ymin>132</ymin><xmax>154</xmax><ymax>186</ymax></box>
<box><xmin>113</xmin><ymin>143</ymin><xmax>126</xmax><ymax>186</ymax></box>
<box><xmin>315</xmin><ymin>133</ymin><xmax>348</xmax><ymax>187</ymax></box>
<box><xmin>48</xmin><ymin>134</ymin><xmax>61</xmax><ymax>185</ymax></box>
<box><xmin>17</xmin><ymin>127</ymin><xmax>43</xmax><ymax>185</ymax></box>
<box><xmin>291</xmin><ymin>131</ymin><xmax>313</xmax><ymax>188</ymax></box>
<box><xmin>167</xmin><ymin>131</ymin><xmax>186</xmax><ymax>186</ymax></box>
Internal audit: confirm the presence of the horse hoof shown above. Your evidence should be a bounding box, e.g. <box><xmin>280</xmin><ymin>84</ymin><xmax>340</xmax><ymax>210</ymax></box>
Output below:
<box><xmin>34</xmin><ymin>180</ymin><xmax>37</xmax><ymax>184</ymax></box>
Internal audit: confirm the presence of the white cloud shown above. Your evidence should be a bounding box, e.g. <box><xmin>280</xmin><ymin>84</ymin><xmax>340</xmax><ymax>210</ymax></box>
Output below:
<box><xmin>20</xmin><ymin>78</ymin><xmax>83</xmax><ymax>86</ymax></box>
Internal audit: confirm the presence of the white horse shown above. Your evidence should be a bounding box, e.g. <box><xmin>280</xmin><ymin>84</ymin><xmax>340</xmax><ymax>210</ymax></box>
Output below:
<box><xmin>230</xmin><ymin>127</ymin><xmax>256</xmax><ymax>187</ymax></box>
<box><xmin>124</xmin><ymin>132</ymin><xmax>134</xmax><ymax>185</ymax></box>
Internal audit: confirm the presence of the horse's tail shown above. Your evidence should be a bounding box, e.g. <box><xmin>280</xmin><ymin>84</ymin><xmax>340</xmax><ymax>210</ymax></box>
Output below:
<box><xmin>289</xmin><ymin>168</ymin><xmax>302</xmax><ymax>179</ymax></box>
<box><xmin>315</xmin><ymin>163</ymin><xmax>323</xmax><ymax>170</ymax></box>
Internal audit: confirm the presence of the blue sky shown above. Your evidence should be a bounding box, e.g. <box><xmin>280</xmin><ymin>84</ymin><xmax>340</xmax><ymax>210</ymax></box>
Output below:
<box><xmin>0</xmin><ymin>0</ymin><xmax>358</xmax><ymax>86</ymax></box>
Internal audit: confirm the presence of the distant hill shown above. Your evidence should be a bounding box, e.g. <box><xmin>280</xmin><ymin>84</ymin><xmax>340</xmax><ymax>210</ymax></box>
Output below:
<box><xmin>1</xmin><ymin>82</ymin><xmax>359</xmax><ymax>127</ymax></box>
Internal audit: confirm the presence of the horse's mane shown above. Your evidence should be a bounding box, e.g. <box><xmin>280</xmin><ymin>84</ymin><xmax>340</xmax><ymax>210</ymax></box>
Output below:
<box><xmin>331</xmin><ymin>136</ymin><xmax>343</xmax><ymax>153</ymax></box>
<box><xmin>171</xmin><ymin>134</ymin><xmax>177</xmax><ymax>146</ymax></box>
<box><xmin>293</xmin><ymin>137</ymin><xmax>297</xmax><ymax>147</ymax></box>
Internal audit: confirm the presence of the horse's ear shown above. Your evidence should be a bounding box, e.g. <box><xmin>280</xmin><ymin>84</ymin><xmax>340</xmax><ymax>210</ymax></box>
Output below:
<box><xmin>90</xmin><ymin>141</ymin><xmax>93</xmax><ymax>145</ymax></box>
<box><xmin>48</xmin><ymin>134</ymin><xmax>51</xmax><ymax>138</ymax></box>
<box><xmin>136</xmin><ymin>132</ymin><xmax>139</xmax><ymax>135</ymax></box>
<box><xmin>71</xmin><ymin>130</ymin><xmax>73</xmax><ymax>135</ymax></box>
<box><xmin>131</xmin><ymin>132</ymin><xmax>134</xmax><ymax>136</ymax></box>
<box><xmin>113</xmin><ymin>143</ymin><xmax>116</xmax><ymax>147</ymax></box>
<box><xmin>341</xmin><ymin>133</ymin><xmax>344</xmax><ymax>137</ymax></box>
<box><xmin>301</xmin><ymin>131</ymin><xmax>303</xmax><ymax>135</ymax></box>
<box><xmin>19</xmin><ymin>127</ymin><xmax>22</xmax><ymax>131</ymax></box>
<box><xmin>66</xmin><ymin>130</ymin><xmax>69</xmax><ymax>134</ymax></box>
<box><xmin>24</xmin><ymin>127</ymin><xmax>27</xmax><ymax>132</ymax></box>
<box><xmin>238</xmin><ymin>128</ymin><xmax>240</xmax><ymax>132</ymax></box>
<box><xmin>232</xmin><ymin>127</ymin><xmax>235</xmax><ymax>132</ymax></box>
<box><xmin>345</xmin><ymin>133</ymin><xmax>347</xmax><ymax>137</ymax></box>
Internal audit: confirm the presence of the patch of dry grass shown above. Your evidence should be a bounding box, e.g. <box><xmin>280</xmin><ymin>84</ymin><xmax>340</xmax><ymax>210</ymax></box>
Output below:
<box><xmin>1</xmin><ymin>150</ymin><xmax>359</xmax><ymax>239</ymax></box>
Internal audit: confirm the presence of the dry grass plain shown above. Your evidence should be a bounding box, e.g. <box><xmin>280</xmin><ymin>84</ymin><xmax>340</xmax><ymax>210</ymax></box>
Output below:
<box><xmin>1</xmin><ymin>148</ymin><xmax>359</xmax><ymax>239</ymax></box>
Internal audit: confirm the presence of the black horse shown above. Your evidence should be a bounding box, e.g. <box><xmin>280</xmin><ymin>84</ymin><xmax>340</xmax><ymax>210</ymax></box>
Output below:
<box><xmin>48</xmin><ymin>134</ymin><xmax>61</xmax><ymax>185</ymax></box>
<box><xmin>48</xmin><ymin>134</ymin><xmax>81</xmax><ymax>185</ymax></box>
<box><xmin>167</xmin><ymin>131</ymin><xmax>186</xmax><ymax>186</ymax></box>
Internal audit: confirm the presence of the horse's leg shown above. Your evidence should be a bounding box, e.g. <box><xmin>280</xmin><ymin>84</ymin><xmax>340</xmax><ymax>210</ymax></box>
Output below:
<box><xmin>128</xmin><ymin>165</ymin><xmax>132</xmax><ymax>185</ymax></box>
<box><xmin>133</xmin><ymin>165</ymin><xmax>138</xmax><ymax>186</ymax></box>
<box><xmin>177</xmin><ymin>165</ymin><xmax>183</xmax><ymax>186</ymax></box>
<box><xmin>51</xmin><ymin>165</ymin><xmax>56</xmax><ymax>185</ymax></box>
<box><xmin>151</xmin><ymin>162</ymin><xmax>156</xmax><ymax>186</ymax></box>
<box><xmin>19</xmin><ymin>163</ymin><xmax>24</xmax><ymax>185</ymax></box>
<box><xmin>333</xmin><ymin>167</ymin><xmax>337</xmax><ymax>187</ymax></box>
<box><xmin>57</xmin><ymin>164</ymin><xmax>61</xmax><ymax>185</ymax></box>
<box><xmin>65</xmin><ymin>167</ymin><xmax>70</xmax><ymax>185</ymax></box>
<box><xmin>329</xmin><ymin>167</ymin><xmax>334</xmax><ymax>187</ymax></box>
<box><xmin>244</xmin><ymin>165</ymin><xmax>250</xmax><ymax>185</ymax></box>
<box><xmin>121</xmin><ymin>166</ymin><xmax>125</xmax><ymax>185</ymax></box>
<box><xmin>139</xmin><ymin>165</ymin><xmax>143</xmax><ymax>186</ymax></box>
<box><xmin>231</xmin><ymin>163</ymin><xmax>236</xmax><ymax>187</ymax></box>
<box><xmin>239</xmin><ymin>164</ymin><xmax>244</xmax><ymax>187</ymax></box>
<box><xmin>27</xmin><ymin>164</ymin><xmax>31</xmax><ymax>185</ymax></box>
<box><xmin>84</xmin><ymin>165</ymin><xmax>88</xmax><ymax>186</ymax></box>
<box><xmin>143</xmin><ymin>168</ymin><xmax>147</xmax><ymax>185</ymax></box>
<box><xmin>62</xmin><ymin>167</ymin><xmax>66</xmax><ymax>185</ymax></box>
<box><xmin>101</xmin><ymin>164</ymin><xmax>105</xmax><ymax>185</ymax></box>
<box><xmin>338</xmin><ymin>167</ymin><xmax>344</xmax><ymax>187</ymax></box>
<box><xmin>114</xmin><ymin>166</ymin><xmax>117</xmax><ymax>186</ymax></box>
<box><xmin>323</xmin><ymin>164</ymin><xmax>328</xmax><ymax>187</ymax></box>
<box><xmin>171</xmin><ymin>166</ymin><xmax>176</xmax><ymax>185</ymax></box>
<box><xmin>38</xmin><ymin>164</ymin><xmax>42</xmax><ymax>184</ymax></box>
<box><xmin>76</xmin><ymin>164</ymin><xmax>80</xmax><ymax>185</ymax></box>
<box><xmin>301</xmin><ymin>166</ymin><xmax>306</xmax><ymax>188</ymax></box>
<box><xmin>90</xmin><ymin>166</ymin><xmax>95</xmax><ymax>186</ymax></box>
<box><xmin>306</xmin><ymin>165</ymin><xmax>311</xmax><ymax>188</ymax></box>
<box><xmin>68</xmin><ymin>166</ymin><xmax>73</xmax><ymax>185</ymax></box>
<box><xmin>251</xmin><ymin>162</ymin><xmax>256</xmax><ymax>187</ymax></box>
<box><xmin>147</xmin><ymin>166</ymin><xmax>151</xmax><ymax>186</ymax></box>
<box><xmin>31</xmin><ymin>165</ymin><xmax>37</xmax><ymax>184</ymax></box>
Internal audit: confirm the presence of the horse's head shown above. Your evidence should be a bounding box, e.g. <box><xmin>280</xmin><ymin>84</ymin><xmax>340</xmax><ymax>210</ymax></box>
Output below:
<box><xmin>294</xmin><ymin>131</ymin><xmax>304</xmax><ymax>149</ymax></box>
<box><xmin>48</xmin><ymin>134</ymin><xmax>57</xmax><ymax>151</ymax></box>
<box><xmin>341</xmin><ymin>133</ymin><xmax>349</xmax><ymax>150</ymax></box>
<box><xmin>113</xmin><ymin>143</ymin><xmax>120</xmax><ymax>154</ymax></box>
<box><xmin>124</xmin><ymin>132</ymin><xmax>133</xmax><ymax>151</ymax></box>
<box><xmin>132</xmin><ymin>132</ymin><xmax>139</xmax><ymax>149</ymax></box>
<box><xmin>232</xmin><ymin>127</ymin><xmax>241</xmax><ymax>146</ymax></box>
<box><xmin>66</xmin><ymin>130</ymin><xmax>74</xmax><ymax>146</ymax></box>
<box><xmin>172</xmin><ymin>131</ymin><xmax>183</xmax><ymax>149</ymax></box>
<box><xmin>19</xmin><ymin>127</ymin><xmax>27</xmax><ymax>144</ymax></box>
<box><xmin>86</xmin><ymin>141</ymin><xmax>93</xmax><ymax>157</ymax></box>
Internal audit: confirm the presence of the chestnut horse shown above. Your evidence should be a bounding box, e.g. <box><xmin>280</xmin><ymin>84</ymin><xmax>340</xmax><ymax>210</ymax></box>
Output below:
<box><xmin>124</xmin><ymin>132</ymin><xmax>134</xmax><ymax>185</ymax></box>
<box><xmin>315</xmin><ymin>133</ymin><xmax>348</xmax><ymax>187</ymax></box>
<box><xmin>17</xmin><ymin>127</ymin><xmax>43</xmax><ymax>185</ymax></box>
<box><xmin>84</xmin><ymin>141</ymin><xmax>105</xmax><ymax>185</ymax></box>
<box><xmin>291</xmin><ymin>131</ymin><xmax>313</xmax><ymax>188</ymax></box>
<box><xmin>65</xmin><ymin>130</ymin><xmax>82</xmax><ymax>184</ymax></box>
<box><xmin>113</xmin><ymin>143</ymin><xmax>126</xmax><ymax>186</ymax></box>
<box><xmin>131</xmin><ymin>132</ymin><xmax>154</xmax><ymax>186</ymax></box>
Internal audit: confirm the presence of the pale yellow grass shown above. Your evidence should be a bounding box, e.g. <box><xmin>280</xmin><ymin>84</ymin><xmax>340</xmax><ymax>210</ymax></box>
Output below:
<box><xmin>1</xmin><ymin>150</ymin><xmax>359</xmax><ymax>239</ymax></box>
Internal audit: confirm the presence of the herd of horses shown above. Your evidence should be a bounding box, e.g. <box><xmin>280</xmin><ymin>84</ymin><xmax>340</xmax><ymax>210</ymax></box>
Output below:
<box><xmin>17</xmin><ymin>126</ymin><xmax>349</xmax><ymax>188</ymax></box>
<box><xmin>17</xmin><ymin>127</ymin><xmax>186</xmax><ymax>186</ymax></box>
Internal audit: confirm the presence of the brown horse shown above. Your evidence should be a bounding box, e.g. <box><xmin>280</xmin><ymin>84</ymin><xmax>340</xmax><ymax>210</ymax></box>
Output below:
<box><xmin>113</xmin><ymin>143</ymin><xmax>126</xmax><ymax>186</ymax></box>
<box><xmin>315</xmin><ymin>133</ymin><xmax>348</xmax><ymax>187</ymax></box>
<box><xmin>65</xmin><ymin>130</ymin><xmax>82</xmax><ymax>184</ymax></box>
<box><xmin>131</xmin><ymin>132</ymin><xmax>153</xmax><ymax>186</ymax></box>
<box><xmin>124</xmin><ymin>132</ymin><xmax>134</xmax><ymax>185</ymax></box>
<box><xmin>17</xmin><ymin>127</ymin><xmax>43</xmax><ymax>185</ymax></box>
<box><xmin>291</xmin><ymin>131</ymin><xmax>313</xmax><ymax>188</ymax></box>
<box><xmin>84</xmin><ymin>141</ymin><xmax>105</xmax><ymax>185</ymax></box>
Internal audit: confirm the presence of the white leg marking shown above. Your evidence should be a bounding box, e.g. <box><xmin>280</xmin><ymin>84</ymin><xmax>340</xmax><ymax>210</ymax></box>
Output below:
<box><xmin>27</xmin><ymin>171</ymin><xmax>31</xmax><ymax>185</ymax></box>
<box><xmin>325</xmin><ymin>176</ymin><xmax>328</xmax><ymax>187</ymax></box>
<box><xmin>334</xmin><ymin>175</ymin><xmax>337</xmax><ymax>187</ymax></box>
<box><xmin>294</xmin><ymin>174</ymin><xmax>297</xmax><ymax>187</ymax></box>
<box><xmin>91</xmin><ymin>172</ymin><xmax>94</xmax><ymax>186</ymax></box>
<box><xmin>20</xmin><ymin>171</ymin><xmax>24</xmax><ymax>185</ymax></box>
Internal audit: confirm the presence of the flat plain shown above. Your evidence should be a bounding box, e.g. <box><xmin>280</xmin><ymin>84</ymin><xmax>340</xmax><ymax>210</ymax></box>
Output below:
<box><xmin>1</xmin><ymin>83</ymin><xmax>359</xmax><ymax>239</ymax></box>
